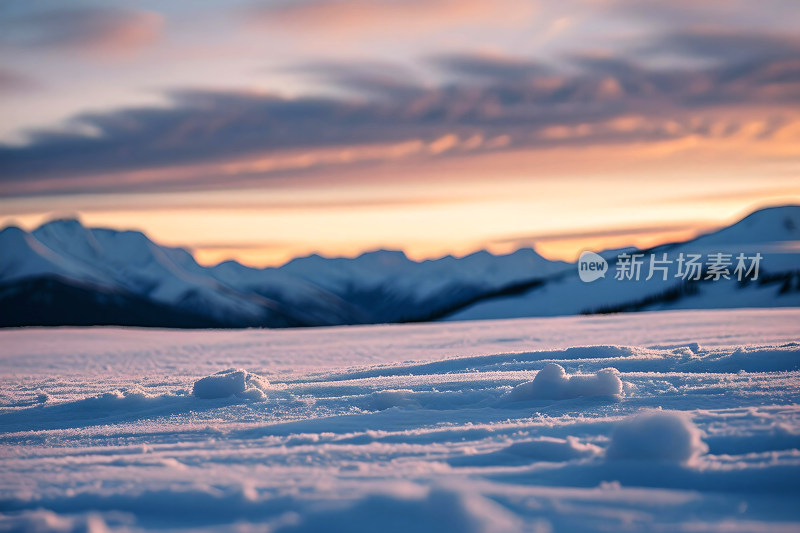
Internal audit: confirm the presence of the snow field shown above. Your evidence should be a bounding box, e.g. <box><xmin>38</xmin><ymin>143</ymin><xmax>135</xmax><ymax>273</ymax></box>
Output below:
<box><xmin>0</xmin><ymin>309</ymin><xmax>799</xmax><ymax>532</ymax></box>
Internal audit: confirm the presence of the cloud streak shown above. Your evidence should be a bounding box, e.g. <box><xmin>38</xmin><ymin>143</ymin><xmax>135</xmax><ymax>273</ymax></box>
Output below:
<box><xmin>0</xmin><ymin>6</ymin><xmax>163</xmax><ymax>56</ymax></box>
<box><xmin>640</xmin><ymin>28</ymin><xmax>800</xmax><ymax>63</ymax></box>
<box><xmin>1</xmin><ymin>29</ymin><xmax>798</xmax><ymax>196</ymax></box>
<box><xmin>492</xmin><ymin>222</ymin><xmax>707</xmax><ymax>245</ymax></box>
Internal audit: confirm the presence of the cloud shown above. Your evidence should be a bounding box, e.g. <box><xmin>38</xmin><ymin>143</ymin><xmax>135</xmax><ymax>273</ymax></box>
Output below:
<box><xmin>0</xmin><ymin>6</ymin><xmax>163</xmax><ymax>56</ymax></box>
<box><xmin>1</xmin><ymin>30</ymin><xmax>799</xmax><ymax>196</ymax></box>
<box><xmin>246</xmin><ymin>0</ymin><xmax>533</xmax><ymax>35</ymax></box>
<box><xmin>568</xmin><ymin>53</ymin><xmax>643</xmax><ymax>78</ymax></box>
<box><xmin>660</xmin><ymin>186</ymin><xmax>800</xmax><ymax>206</ymax></box>
<box><xmin>640</xmin><ymin>28</ymin><xmax>800</xmax><ymax>63</ymax></box>
<box><xmin>491</xmin><ymin>222</ymin><xmax>706</xmax><ymax>245</ymax></box>
<box><xmin>429</xmin><ymin>53</ymin><xmax>550</xmax><ymax>81</ymax></box>
<box><xmin>602</xmin><ymin>0</ymin><xmax>799</xmax><ymax>31</ymax></box>
<box><xmin>282</xmin><ymin>60</ymin><xmax>427</xmax><ymax>99</ymax></box>
<box><xmin>188</xmin><ymin>242</ymin><xmax>287</xmax><ymax>252</ymax></box>
<box><xmin>0</xmin><ymin>68</ymin><xmax>39</xmax><ymax>93</ymax></box>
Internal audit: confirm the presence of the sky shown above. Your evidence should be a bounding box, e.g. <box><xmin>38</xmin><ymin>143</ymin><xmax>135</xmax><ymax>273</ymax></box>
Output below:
<box><xmin>0</xmin><ymin>0</ymin><xmax>799</xmax><ymax>266</ymax></box>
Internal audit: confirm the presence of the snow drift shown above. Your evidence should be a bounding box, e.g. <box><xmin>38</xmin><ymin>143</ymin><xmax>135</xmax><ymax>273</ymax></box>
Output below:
<box><xmin>192</xmin><ymin>368</ymin><xmax>270</xmax><ymax>400</ymax></box>
<box><xmin>606</xmin><ymin>410</ymin><xmax>708</xmax><ymax>465</ymax></box>
<box><xmin>506</xmin><ymin>363</ymin><xmax>623</xmax><ymax>401</ymax></box>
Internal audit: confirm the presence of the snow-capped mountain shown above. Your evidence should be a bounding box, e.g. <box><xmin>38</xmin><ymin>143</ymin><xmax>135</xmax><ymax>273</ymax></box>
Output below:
<box><xmin>1</xmin><ymin>205</ymin><xmax>798</xmax><ymax>328</ymax></box>
<box><xmin>1</xmin><ymin>219</ymin><xmax>282</xmax><ymax>327</ymax></box>
<box><xmin>0</xmin><ymin>217</ymin><xmax>567</xmax><ymax>327</ymax></box>
<box><xmin>447</xmin><ymin>205</ymin><xmax>800</xmax><ymax>321</ymax></box>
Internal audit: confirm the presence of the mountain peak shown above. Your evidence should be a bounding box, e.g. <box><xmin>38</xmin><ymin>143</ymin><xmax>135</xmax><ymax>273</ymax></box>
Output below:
<box><xmin>693</xmin><ymin>204</ymin><xmax>800</xmax><ymax>246</ymax></box>
<box><xmin>0</xmin><ymin>224</ymin><xmax>25</xmax><ymax>237</ymax></box>
<box><xmin>36</xmin><ymin>217</ymin><xmax>85</xmax><ymax>232</ymax></box>
<box><xmin>33</xmin><ymin>217</ymin><xmax>94</xmax><ymax>244</ymax></box>
<box><xmin>31</xmin><ymin>216</ymin><xmax>106</xmax><ymax>265</ymax></box>
<box><xmin>738</xmin><ymin>205</ymin><xmax>799</xmax><ymax>229</ymax></box>
<box><xmin>504</xmin><ymin>247</ymin><xmax>546</xmax><ymax>259</ymax></box>
<box><xmin>356</xmin><ymin>249</ymin><xmax>411</xmax><ymax>262</ymax></box>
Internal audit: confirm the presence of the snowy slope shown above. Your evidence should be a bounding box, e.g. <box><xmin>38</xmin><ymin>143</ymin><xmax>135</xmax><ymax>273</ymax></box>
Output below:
<box><xmin>0</xmin><ymin>225</ymin><xmax>100</xmax><ymax>282</ymax></box>
<box><xmin>0</xmin><ymin>309</ymin><xmax>798</xmax><ymax>532</ymax></box>
<box><xmin>447</xmin><ymin>205</ymin><xmax>800</xmax><ymax>321</ymax></box>
<box><xmin>28</xmin><ymin>220</ymin><xmax>271</xmax><ymax>323</ymax></box>
<box><xmin>691</xmin><ymin>204</ymin><xmax>800</xmax><ymax>246</ymax></box>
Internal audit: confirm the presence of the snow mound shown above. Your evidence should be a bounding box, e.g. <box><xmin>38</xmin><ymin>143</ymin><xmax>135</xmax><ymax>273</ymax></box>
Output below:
<box><xmin>275</xmin><ymin>487</ymin><xmax>521</xmax><ymax>533</ymax></box>
<box><xmin>506</xmin><ymin>363</ymin><xmax>622</xmax><ymax>400</ymax></box>
<box><xmin>192</xmin><ymin>368</ymin><xmax>270</xmax><ymax>400</ymax></box>
<box><xmin>606</xmin><ymin>410</ymin><xmax>708</xmax><ymax>465</ymax></box>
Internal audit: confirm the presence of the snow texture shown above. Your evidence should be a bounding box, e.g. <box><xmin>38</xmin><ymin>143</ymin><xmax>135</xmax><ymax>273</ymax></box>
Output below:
<box><xmin>0</xmin><ymin>308</ymin><xmax>799</xmax><ymax>532</ymax></box>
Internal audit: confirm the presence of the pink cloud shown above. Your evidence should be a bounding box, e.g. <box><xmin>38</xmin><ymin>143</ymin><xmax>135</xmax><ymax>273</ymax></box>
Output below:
<box><xmin>248</xmin><ymin>0</ymin><xmax>534</xmax><ymax>34</ymax></box>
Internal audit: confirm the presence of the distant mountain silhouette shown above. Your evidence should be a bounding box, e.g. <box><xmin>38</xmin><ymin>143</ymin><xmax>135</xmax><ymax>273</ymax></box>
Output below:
<box><xmin>1</xmin><ymin>205</ymin><xmax>798</xmax><ymax>328</ymax></box>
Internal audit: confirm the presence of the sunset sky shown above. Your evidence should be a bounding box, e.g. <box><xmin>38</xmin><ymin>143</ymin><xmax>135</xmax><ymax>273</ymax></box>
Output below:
<box><xmin>1</xmin><ymin>0</ymin><xmax>798</xmax><ymax>266</ymax></box>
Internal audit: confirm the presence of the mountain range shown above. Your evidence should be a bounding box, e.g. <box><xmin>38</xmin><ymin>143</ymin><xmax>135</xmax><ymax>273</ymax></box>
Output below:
<box><xmin>1</xmin><ymin>205</ymin><xmax>798</xmax><ymax>328</ymax></box>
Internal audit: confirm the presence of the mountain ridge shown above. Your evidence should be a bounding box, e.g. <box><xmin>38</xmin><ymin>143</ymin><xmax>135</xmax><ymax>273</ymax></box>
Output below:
<box><xmin>1</xmin><ymin>205</ymin><xmax>798</xmax><ymax>328</ymax></box>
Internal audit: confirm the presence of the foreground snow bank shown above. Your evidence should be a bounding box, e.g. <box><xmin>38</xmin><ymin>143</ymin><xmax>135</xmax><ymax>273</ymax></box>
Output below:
<box><xmin>192</xmin><ymin>368</ymin><xmax>270</xmax><ymax>400</ymax></box>
<box><xmin>606</xmin><ymin>410</ymin><xmax>708</xmax><ymax>464</ymax></box>
<box><xmin>507</xmin><ymin>363</ymin><xmax>623</xmax><ymax>400</ymax></box>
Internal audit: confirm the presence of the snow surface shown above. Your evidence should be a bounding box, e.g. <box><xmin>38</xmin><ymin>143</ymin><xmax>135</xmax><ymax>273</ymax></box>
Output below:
<box><xmin>1</xmin><ymin>308</ymin><xmax>799</xmax><ymax>532</ymax></box>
